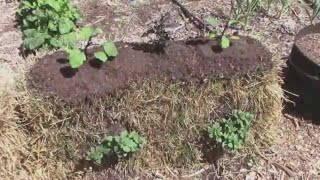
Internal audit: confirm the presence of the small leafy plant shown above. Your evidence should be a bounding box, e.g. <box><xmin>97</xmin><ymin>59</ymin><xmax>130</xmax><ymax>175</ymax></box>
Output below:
<box><xmin>146</xmin><ymin>13</ymin><xmax>170</xmax><ymax>51</ymax></box>
<box><xmin>94</xmin><ymin>42</ymin><xmax>119</xmax><ymax>63</ymax></box>
<box><xmin>86</xmin><ymin>130</ymin><xmax>147</xmax><ymax>165</ymax></box>
<box><xmin>16</xmin><ymin>1</ymin><xmax>118</xmax><ymax>69</ymax></box>
<box><xmin>207</xmin><ymin>110</ymin><xmax>255</xmax><ymax>151</ymax></box>
<box><xmin>16</xmin><ymin>0</ymin><xmax>81</xmax><ymax>50</ymax></box>
<box><xmin>207</xmin><ymin>17</ymin><xmax>240</xmax><ymax>49</ymax></box>
<box><xmin>51</xmin><ymin>26</ymin><xmax>118</xmax><ymax>68</ymax></box>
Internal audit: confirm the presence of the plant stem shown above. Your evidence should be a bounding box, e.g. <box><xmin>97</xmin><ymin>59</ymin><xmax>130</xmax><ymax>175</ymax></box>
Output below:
<box><xmin>221</xmin><ymin>20</ymin><xmax>230</xmax><ymax>37</ymax></box>
<box><xmin>84</xmin><ymin>37</ymin><xmax>93</xmax><ymax>58</ymax></box>
<box><xmin>221</xmin><ymin>0</ymin><xmax>235</xmax><ymax>37</ymax></box>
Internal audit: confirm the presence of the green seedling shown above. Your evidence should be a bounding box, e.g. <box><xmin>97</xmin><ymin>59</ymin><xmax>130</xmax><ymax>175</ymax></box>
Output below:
<box><xmin>49</xmin><ymin>26</ymin><xmax>118</xmax><ymax>68</ymax></box>
<box><xmin>63</xmin><ymin>26</ymin><xmax>118</xmax><ymax>68</ymax></box>
<box><xmin>146</xmin><ymin>13</ymin><xmax>171</xmax><ymax>51</ymax></box>
<box><xmin>86</xmin><ymin>130</ymin><xmax>147</xmax><ymax>165</ymax></box>
<box><xmin>94</xmin><ymin>41</ymin><xmax>119</xmax><ymax>62</ymax></box>
<box><xmin>207</xmin><ymin>16</ymin><xmax>240</xmax><ymax>49</ymax></box>
<box><xmin>207</xmin><ymin>110</ymin><xmax>255</xmax><ymax>151</ymax></box>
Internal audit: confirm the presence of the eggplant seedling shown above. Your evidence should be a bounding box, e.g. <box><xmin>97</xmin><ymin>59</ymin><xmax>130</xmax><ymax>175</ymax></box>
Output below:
<box><xmin>207</xmin><ymin>17</ymin><xmax>240</xmax><ymax>49</ymax></box>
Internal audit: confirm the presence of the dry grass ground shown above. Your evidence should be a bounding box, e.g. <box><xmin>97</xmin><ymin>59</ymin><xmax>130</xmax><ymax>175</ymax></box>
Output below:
<box><xmin>11</xmin><ymin>61</ymin><xmax>282</xmax><ymax>179</ymax></box>
<box><xmin>0</xmin><ymin>0</ymin><xmax>319</xmax><ymax>179</ymax></box>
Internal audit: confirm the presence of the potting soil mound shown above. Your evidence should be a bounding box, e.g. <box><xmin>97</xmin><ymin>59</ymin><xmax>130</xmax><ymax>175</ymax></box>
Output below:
<box><xmin>28</xmin><ymin>37</ymin><xmax>272</xmax><ymax>102</ymax></box>
<box><xmin>296</xmin><ymin>33</ymin><xmax>320</xmax><ymax>65</ymax></box>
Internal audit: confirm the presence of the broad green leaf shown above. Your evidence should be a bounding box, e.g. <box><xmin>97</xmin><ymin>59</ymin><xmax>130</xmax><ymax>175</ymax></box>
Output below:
<box><xmin>26</xmin><ymin>15</ymin><xmax>37</xmax><ymax>22</ymax></box>
<box><xmin>122</xmin><ymin>146</ymin><xmax>131</xmax><ymax>152</ymax></box>
<box><xmin>95</xmin><ymin>158</ymin><xmax>102</xmax><ymax>165</ymax></box>
<box><xmin>45</xmin><ymin>0</ymin><xmax>61</xmax><ymax>11</ymax></box>
<box><xmin>33</xmin><ymin>8</ymin><xmax>45</xmax><ymax>18</ymax></box>
<box><xmin>94</xmin><ymin>52</ymin><xmax>108</xmax><ymax>62</ymax></box>
<box><xmin>129</xmin><ymin>131</ymin><xmax>138</xmax><ymax>138</ymax></box>
<box><xmin>234</xmin><ymin>143</ymin><xmax>240</xmax><ymax>149</ymax></box>
<box><xmin>50</xmin><ymin>37</ymin><xmax>62</xmax><ymax>48</ymax></box>
<box><xmin>114</xmin><ymin>145</ymin><xmax>120</xmax><ymax>153</ymax></box>
<box><xmin>209</xmin><ymin>32</ymin><xmax>216</xmax><ymax>39</ymax></box>
<box><xmin>132</xmin><ymin>135</ymin><xmax>140</xmax><ymax>143</ymax></box>
<box><xmin>114</xmin><ymin>136</ymin><xmax>120</xmax><ymax>143</ymax></box>
<box><xmin>93</xmin><ymin>28</ymin><xmax>103</xmax><ymax>36</ymax></box>
<box><xmin>95</xmin><ymin>145</ymin><xmax>105</xmax><ymax>153</ymax></box>
<box><xmin>103</xmin><ymin>41</ymin><xmax>118</xmax><ymax>57</ymax></box>
<box><xmin>126</xmin><ymin>140</ymin><xmax>138</xmax><ymax>148</ymax></box>
<box><xmin>79</xmin><ymin>26</ymin><xmax>94</xmax><ymax>40</ymax></box>
<box><xmin>207</xmin><ymin>16</ymin><xmax>219</xmax><ymax>27</ymax></box>
<box><xmin>120</xmin><ymin>130</ymin><xmax>128</xmax><ymax>137</ymax></box>
<box><xmin>58</xmin><ymin>32</ymin><xmax>79</xmax><ymax>48</ymax></box>
<box><xmin>220</xmin><ymin>36</ymin><xmax>230</xmax><ymax>49</ymax></box>
<box><xmin>66</xmin><ymin>48</ymin><xmax>86</xmax><ymax>68</ymax></box>
<box><xmin>59</xmin><ymin>18</ymin><xmax>75</xmax><ymax>34</ymax></box>
<box><xmin>104</xmin><ymin>135</ymin><xmax>114</xmax><ymax>142</ymax></box>
<box><xmin>23</xmin><ymin>29</ymin><xmax>37</xmax><ymax>36</ymax></box>
<box><xmin>101</xmin><ymin>147</ymin><xmax>111</xmax><ymax>154</ymax></box>
<box><xmin>121</xmin><ymin>137</ymin><xmax>129</xmax><ymax>146</ymax></box>
<box><xmin>217</xmin><ymin>137</ymin><xmax>222</xmax><ymax>143</ymax></box>
<box><xmin>48</xmin><ymin>20</ymin><xmax>57</xmax><ymax>31</ymax></box>
<box><xmin>209</xmin><ymin>133</ymin><xmax>213</xmax><ymax>138</ymax></box>
<box><xmin>23</xmin><ymin>30</ymin><xmax>47</xmax><ymax>50</ymax></box>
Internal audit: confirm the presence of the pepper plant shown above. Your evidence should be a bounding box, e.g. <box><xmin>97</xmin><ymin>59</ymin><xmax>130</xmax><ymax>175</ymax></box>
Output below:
<box><xmin>86</xmin><ymin>130</ymin><xmax>147</xmax><ymax>165</ymax></box>
<box><xmin>207</xmin><ymin>110</ymin><xmax>255</xmax><ymax>151</ymax></box>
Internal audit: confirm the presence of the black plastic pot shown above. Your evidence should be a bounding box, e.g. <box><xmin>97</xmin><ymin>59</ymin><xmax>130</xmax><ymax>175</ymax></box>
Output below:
<box><xmin>288</xmin><ymin>23</ymin><xmax>320</xmax><ymax>89</ymax></box>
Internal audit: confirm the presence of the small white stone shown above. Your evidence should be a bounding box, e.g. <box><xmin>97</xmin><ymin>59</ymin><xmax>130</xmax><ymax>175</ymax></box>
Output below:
<box><xmin>0</xmin><ymin>64</ymin><xmax>15</xmax><ymax>91</ymax></box>
<box><xmin>245</xmin><ymin>171</ymin><xmax>257</xmax><ymax>180</ymax></box>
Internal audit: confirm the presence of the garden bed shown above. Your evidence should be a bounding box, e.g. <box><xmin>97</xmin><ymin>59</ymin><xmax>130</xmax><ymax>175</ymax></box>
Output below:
<box><xmin>20</xmin><ymin>36</ymin><xmax>283</xmax><ymax>178</ymax></box>
<box><xmin>28</xmin><ymin>37</ymin><xmax>272</xmax><ymax>102</ymax></box>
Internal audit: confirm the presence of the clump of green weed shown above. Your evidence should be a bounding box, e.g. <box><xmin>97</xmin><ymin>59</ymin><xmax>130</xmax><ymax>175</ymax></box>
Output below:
<box><xmin>16</xmin><ymin>0</ymin><xmax>118</xmax><ymax>68</ymax></box>
<box><xmin>207</xmin><ymin>110</ymin><xmax>255</xmax><ymax>151</ymax></box>
<box><xmin>16</xmin><ymin>0</ymin><xmax>81</xmax><ymax>50</ymax></box>
<box><xmin>86</xmin><ymin>130</ymin><xmax>147</xmax><ymax>165</ymax></box>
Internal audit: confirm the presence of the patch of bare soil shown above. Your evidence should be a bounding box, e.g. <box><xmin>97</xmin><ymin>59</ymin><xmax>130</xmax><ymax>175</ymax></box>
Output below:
<box><xmin>28</xmin><ymin>37</ymin><xmax>272</xmax><ymax>103</ymax></box>
<box><xmin>0</xmin><ymin>2</ymin><xmax>23</xmax><ymax>67</ymax></box>
<box><xmin>80</xmin><ymin>1</ymin><xmax>117</xmax><ymax>33</ymax></box>
<box><xmin>296</xmin><ymin>33</ymin><xmax>320</xmax><ymax>65</ymax></box>
<box><xmin>134</xmin><ymin>0</ymin><xmax>168</xmax><ymax>23</ymax></box>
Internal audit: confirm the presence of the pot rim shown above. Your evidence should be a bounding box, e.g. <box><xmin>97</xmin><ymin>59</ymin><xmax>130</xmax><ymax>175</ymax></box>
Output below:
<box><xmin>293</xmin><ymin>23</ymin><xmax>320</xmax><ymax>68</ymax></box>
